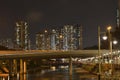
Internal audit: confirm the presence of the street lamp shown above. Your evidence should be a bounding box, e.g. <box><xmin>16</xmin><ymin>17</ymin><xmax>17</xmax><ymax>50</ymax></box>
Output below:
<box><xmin>106</xmin><ymin>26</ymin><xmax>119</xmax><ymax>77</ymax></box>
<box><xmin>98</xmin><ymin>26</ymin><xmax>107</xmax><ymax>80</ymax></box>
<box><xmin>107</xmin><ymin>26</ymin><xmax>113</xmax><ymax>75</ymax></box>
<box><xmin>98</xmin><ymin>26</ymin><xmax>118</xmax><ymax>78</ymax></box>
<box><xmin>113</xmin><ymin>40</ymin><xmax>118</xmax><ymax>45</ymax></box>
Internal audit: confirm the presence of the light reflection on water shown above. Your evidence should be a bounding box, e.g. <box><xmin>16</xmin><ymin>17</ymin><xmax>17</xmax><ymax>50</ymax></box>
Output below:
<box><xmin>27</xmin><ymin>69</ymin><xmax>97</xmax><ymax>80</ymax></box>
<box><xmin>4</xmin><ymin>68</ymin><xmax>97</xmax><ymax>80</ymax></box>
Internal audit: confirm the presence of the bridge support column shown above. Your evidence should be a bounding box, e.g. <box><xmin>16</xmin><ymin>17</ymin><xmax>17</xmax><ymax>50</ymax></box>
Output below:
<box><xmin>9</xmin><ymin>59</ymin><xmax>13</xmax><ymax>79</ymax></box>
<box><xmin>23</xmin><ymin>60</ymin><xmax>27</xmax><ymax>74</ymax></box>
<box><xmin>20</xmin><ymin>59</ymin><xmax>23</xmax><ymax>74</ymax></box>
<box><xmin>9</xmin><ymin>59</ymin><xmax>17</xmax><ymax>76</ymax></box>
<box><xmin>9</xmin><ymin>59</ymin><xmax>18</xmax><ymax>80</ymax></box>
<box><xmin>20</xmin><ymin>59</ymin><xmax>27</xmax><ymax>73</ymax></box>
<box><xmin>20</xmin><ymin>59</ymin><xmax>27</xmax><ymax>80</ymax></box>
<box><xmin>69</xmin><ymin>57</ymin><xmax>72</xmax><ymax>76</ymax></box>
<box><xmin>20</xmin><ymin>59</ymin><xmax>27</xmax><ymax>74</ymax></box>
<box><xmin>13</xmin><ymin>59</ymin><xmax>17</xmax><ymax>75</ymax></box>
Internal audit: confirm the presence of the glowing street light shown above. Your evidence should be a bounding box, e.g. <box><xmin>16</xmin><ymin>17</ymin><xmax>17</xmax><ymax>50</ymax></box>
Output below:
<box><xmin>102</xmin><ymin>35</ymin><xmax>107</xmax><ymax>40</ymax></box>
<box><xmin>107</xmin><ymin>26</ymin><xmax>112</xmax><ymax>31</ymax></box>
<box><xmin>113</xmin><ymin>40</ymin><xmax>118</xmax><ymax>45</ymax></box>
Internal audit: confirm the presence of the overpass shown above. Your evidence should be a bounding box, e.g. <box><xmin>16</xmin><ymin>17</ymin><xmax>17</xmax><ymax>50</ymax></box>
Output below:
<box><xmin>0</xmin><ymin>50</ymin><xmax>109</xmax><ymax>59</ymax></box>
<box><xmin>0</xmin><ymin>50</ymin><xmax>110</xmax><ymax>80</ymax></box>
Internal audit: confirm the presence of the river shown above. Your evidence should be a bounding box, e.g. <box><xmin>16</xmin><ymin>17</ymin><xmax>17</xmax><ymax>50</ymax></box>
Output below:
<box><xmin>2</xmin><ymin>66</ymin><xmax>98</xmax><ymax>80</ymax></box>
<box><xmin>27</xmin><ymin>66</ymin><xmax>97</xmax><ymax>80</ymax></box>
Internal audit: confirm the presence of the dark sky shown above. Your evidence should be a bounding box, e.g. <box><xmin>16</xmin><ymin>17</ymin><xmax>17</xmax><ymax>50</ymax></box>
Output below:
<box><xmin>0</xmin><ymin>0</ymin><xmax>118</xmax><ymax>48</ymax></box>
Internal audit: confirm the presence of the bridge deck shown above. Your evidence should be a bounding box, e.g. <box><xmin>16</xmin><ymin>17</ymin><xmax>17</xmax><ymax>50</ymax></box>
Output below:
<box><xmin>0</xmin><ymin>50</ymin><xmax>109</xmax><ymax>59</ymax></box>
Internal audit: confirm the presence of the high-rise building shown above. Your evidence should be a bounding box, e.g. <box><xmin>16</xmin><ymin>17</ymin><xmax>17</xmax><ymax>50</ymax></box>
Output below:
<box><xmin>62</xmin><ymin>25</ymin><xmax>82</xmax><ymax>50</ymax></box>
<box><xmin>36</xmin><ymin>25</ymin><xmax>82</xmax><ymax>51</ymax></box>
<box><xmin>36</xmin><ymin>30</ymin><xmax>51</xmax><ymax>50</ymax></box>
<box><xmin>59</xmin><ymin>29</ymin><xmax>64</xmax><ymax>50</ymax></box>
<box><xmin>62</xmin><ymin>25</ymin><xmax>73</xmax><ymax>50</ymax></box>
<box><xmin>36</xmin><ymin>33</ymin><xmax>45</xmax><ymax>50</ymax></box>
<box><xmin>118</xmin><ymin>0</ymin><xmax>120</xmax><ymax>14</ymax></box>
<box><xmin>74</xmin><ymin>25</ymin><xmax>82</xmax><ymax>50</ymax></box>
<box><xmin>0</xmin><ymin>39</ymin><xmax>14</xmax><ymax>49</ymax></box>
<box><xmin>116</xmin><ymin>9</ymin><xmax>119</xmax><ymax>28</ymax></box>
<box><xmin>15</xmin><ymin>21</ymin><xmax>29</xmax><ymax>50</ymax></box>
<box><xmin>116</xmin><ymin>0</ymin><xmax>120</xmax><ymax>28</ymax></box>
<box><xmin>50</xmin><ymin>29</ymin><xmax>60</xmax><ymax>50</ymax></box>
<box><xmin>50</xmin><ymin>29</ymin><xmax>57</xmax><ymax>50</ymax></box>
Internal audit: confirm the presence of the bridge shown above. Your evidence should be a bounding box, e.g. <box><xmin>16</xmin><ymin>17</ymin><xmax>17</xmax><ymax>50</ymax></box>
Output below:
<box><xmin>0</xmin><ymin>50</ymin><xmax>110</xmax><ymax>80</ymax></box>
<box><xmin>0</xmin><ymin>50</ymin><xmax>109</xmax><ymax>59</ymax></box>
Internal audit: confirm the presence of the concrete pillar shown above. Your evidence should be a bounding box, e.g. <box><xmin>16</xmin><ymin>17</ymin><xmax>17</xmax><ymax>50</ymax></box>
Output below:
<box><xmin>20</xmin><ymin>59</ymin><xmax>27</xmax><ymax>74</ymax></box>
<box><xmin>9</xmin><ymin>60</ymin><xmax>13</xmax><ymax>79</ymax></box>
<box><xmin>20</xmin><ymin>59</ymin><xmax>23</xmax><ymax>80</ymax></box>
<box><xmin>23</xmin><ymin>60</ymin><xmax>27</xmax><ymax>80</ymax></box>
<box><xmin>20</xmin><ymin>59</ymin><xmax>27</xmax><ymax>80</ymax></box>
<box><xmin>69</xmin><ymin>57</ymin><xmax>72</xmax><ymax>75</ymax></box>
<box><xmin>13</xmin><ymin>59</ymin><xmax>17</xmax><ymax>75</ymax></box>
<box><xmin>23</xmin><ymin>60</ymin><xmax>27</xmax><ymax>74</ymax></box>
<box><xmin>20</xmin><ymin>59</ymin><xmax>23</xmax><ymax>74</ymax></box>
<box><xmin>9</xmin><ymin>59</ymin><xmax>18</xmax><ymax>79</ymax></box>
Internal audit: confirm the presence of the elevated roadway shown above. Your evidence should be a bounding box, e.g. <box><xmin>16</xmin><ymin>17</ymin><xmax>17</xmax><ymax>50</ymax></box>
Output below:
<box><xmin>0</xmin><ymin>50</ymin><xmax>109</xmax><ymax>59</ymax></box>
<box><xmin>0</xmin><ymin>50</ymin><xmax>110</xmax><ymax>78</ymax></box>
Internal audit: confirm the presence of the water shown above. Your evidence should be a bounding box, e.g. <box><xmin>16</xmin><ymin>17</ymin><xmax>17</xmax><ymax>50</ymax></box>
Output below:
<box><xmin>2</xmin><ymin>67</ymin><xmax>98</xmax><ymax>80</ymax></box>
<box><xmin>27</xmin><ymin>68</ymin><xmax>97</xmax><ymax>80</ymax></box>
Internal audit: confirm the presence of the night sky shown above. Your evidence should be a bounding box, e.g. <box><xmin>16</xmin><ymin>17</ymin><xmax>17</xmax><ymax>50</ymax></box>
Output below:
<box><xmin>0</xmin><ymin>0</ymin><xmax>118</xmax><ymax>48</ymax></box>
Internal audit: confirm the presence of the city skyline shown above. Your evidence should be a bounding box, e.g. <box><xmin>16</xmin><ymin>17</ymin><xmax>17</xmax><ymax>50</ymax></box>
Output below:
<box><xmin>0</xmin><ymin>0</ymin><xmax>118</xmax><ymax>48</ymax></box>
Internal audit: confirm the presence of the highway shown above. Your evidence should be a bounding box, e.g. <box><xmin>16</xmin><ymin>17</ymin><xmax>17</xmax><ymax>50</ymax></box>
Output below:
<box><xmin>0</xmin><ymin>50</ymin><xmax>109</xmax><ymax>59</ymax></box>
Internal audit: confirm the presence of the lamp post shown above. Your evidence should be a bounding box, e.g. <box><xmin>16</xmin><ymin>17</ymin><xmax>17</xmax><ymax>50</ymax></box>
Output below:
<box><xmin>98</xmin><ymin>26</ymin><xmax>107</xmax><ymax>80</ymax></box>
<box><xmin>107</xmin><ymin>26</ymin><xmax>113</xmax><ymax>75</ymax></box>
<box><xmin>98</xmin><ymin>26</ymin><xmax>118</xmax><ymax>78</ymax></box>
<box><xmin>98</xmin><ymin>26</ymin><xmax>101</xmax><ymax>80</ymax></box>
<box><xmin>107</xmin><ymin>26</ymin><xmax>118</xmax><ymax>76</ymax></box>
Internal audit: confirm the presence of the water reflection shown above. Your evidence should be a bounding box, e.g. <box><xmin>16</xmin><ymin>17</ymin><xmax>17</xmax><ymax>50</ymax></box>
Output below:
<box><xmin>1</xmin><ymin>67</ymin><xmax>98</xmax><ymax>80</ymax></box>
<box><xmin>28</xmin><ymin>68</ymin><xmax>97</xmax><ymax>80</ymax></box>
<box><xmin>19</xmin><ymin>74</ymin><xmax>27</xmax><ymax>80</ymax></box>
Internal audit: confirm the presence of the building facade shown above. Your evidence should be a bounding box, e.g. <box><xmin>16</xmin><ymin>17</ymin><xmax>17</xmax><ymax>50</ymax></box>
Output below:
<box><xmin>36</xmin><ymin>25</ymin><xmax>82</xmax><ymax>51</ymax></box>
<box><xmin>117</xmin><ymin>0</ymin><xmax>120</xmax><ymax>28</ymax></box>
<box><xmin>36</xmin><ymin>30</ymin><xmax>51</xmax><ymax>50</ymax></box>
<box><xmin>62</xmin><ymin>25</ymin><xmax>82</xmax><ymax>50</ymax></box>
<box><xmin>0</xmin><ymin>39</ymin><xmax>14</xmax><ymax>49</ymax></box>
<box><xmin>15</xmin><ymin>21</ymin><xmax>29</xmax><ymax>50</ymax></box>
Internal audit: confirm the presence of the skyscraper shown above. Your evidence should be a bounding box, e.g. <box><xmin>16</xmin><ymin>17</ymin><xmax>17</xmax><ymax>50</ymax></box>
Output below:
<box><xmin>36</xmin><ymin>25</ymin><xmax>82</xmax><ymax>51</ymax></box>
<box><xmin>36</xmin><ymin>33</ymin><xmax>45</xmax><ymax>50</ymax></box>
<box><xmin>118</xmin><ymin>0</ymin><xmax>120</xmax><ymax>11</ymax></box>
<box><xmin>36</xmin><ymin>30</ymin><xmax>51</xmax><ymax>50</ymax></box>
<box><xmin>117</xmin><ymin>9</ymin><xmax>119</xmax><ymax>28</ymax></box>
<box><xmin>62</xmin><ymin>25</ymin><xmax>82</xmax><ymax>50</ymax></box>
<box><xmin>118</xmin><ymin>0</ymin><xmax>120</xmax><ymax>27</ymax></box>
<box><xmin>0</xmin><ymin>39</ymin><xmax>14</xmax><ymax>49</ymax></box>
<box><xmin>15</xmin><ymin>21</ymin><xmax>29</xmax><ymax>50</ymax></box>
<box><xmin>50</xmin><ymin>29</ymin><xmax>57</xmax><ymax>50</ymax></box>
